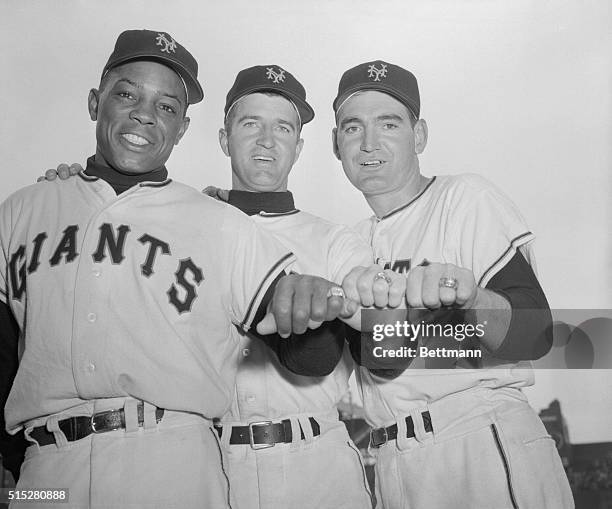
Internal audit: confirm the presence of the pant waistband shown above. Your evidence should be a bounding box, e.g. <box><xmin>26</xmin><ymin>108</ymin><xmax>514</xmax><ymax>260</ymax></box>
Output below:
<box><xmin>28</xmin><ymin>400</ymin><xmax>164</xmax><ymax>447</ymax></box>
<box><xmin>370</xmin><ymin>411</ymin><xmax>433</xmax><ymax>448</ymax></box>
<box><xmin>215</xmin><ymin>416</ymin><xmax>321</xmax><ymax>449</ymax></box>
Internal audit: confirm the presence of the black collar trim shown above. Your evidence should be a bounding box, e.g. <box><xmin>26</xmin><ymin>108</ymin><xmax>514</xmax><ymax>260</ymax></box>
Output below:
<box><xmin>379</xmin><ymin>176</ymin><xmax>437</xmax><ymax>221</ymax></box>
<box><xmin>228</xmin><ymin>190</ymin><xmax>296</xmax><ymax>216</ymax></box>
<box><xmin>140</xmin><ymin>180</ymin><xmax>172</xmax><ymax>188</ymax></box>
<box><xmin>78</xmin><ymin>172</ymin><xmax>98</xmax><ymax>182</ymax></box>
<box><xmin>259</xmin><ymin>209</ymin><xmax>300</xmax><ymax>217</ymax></box>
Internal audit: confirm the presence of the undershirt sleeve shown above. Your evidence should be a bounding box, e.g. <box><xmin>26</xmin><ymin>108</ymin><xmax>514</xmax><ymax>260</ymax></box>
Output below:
<box><xmin>485</xmin><ymin>251</ymin><xmax>553</xmax><ymax>360</ymax></box>
<box><xmin>0</xmin><ymin>301</ymin><xmax>27</xmax><ymax>481</ymax></box>
<box><xmin>250</xmin><ymin>274</ymin><xmax>345</xmax><ymax>376</ymax></box>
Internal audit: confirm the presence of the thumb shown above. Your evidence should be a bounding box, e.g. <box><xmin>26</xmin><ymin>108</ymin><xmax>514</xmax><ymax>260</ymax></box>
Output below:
<box><xmin>217</xmin><ymin>188</ymin><xmax>230</xmax><ymax>202</ymax></box>
<box><xmin>256</xmin><ymin>312</ymin><xmax>278</xmax><ymax>336</ymax></box>
<box><xmin>202</xmin><ymin>186</ymin><xmax>219</xmax><ymax>198</ymax></box>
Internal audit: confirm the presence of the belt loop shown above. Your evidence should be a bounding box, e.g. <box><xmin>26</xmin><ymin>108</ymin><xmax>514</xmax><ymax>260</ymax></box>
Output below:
<box><xmin>411</xmin><ymin>408</ymin><xmax>432</xmax><ymax>444</ymax></box>
<box><xmin>142</xmin><ymin>401</ymin><xmax>157</xmax><ymax>430</ymax></box>
<box><xmin>297</xmin><ymin>415</ymin><xmax>315</xmax><ymax>446</ymax></box>
<box><xmin>46</xmin><ymin>415</ymin><xmax>68</xmax><ymax>448</ymax></box>
<box><xmin>124</xmin><ymin>399</ymin><xmax>139</xmax><ymax>432</ymax></box>
<box><xmin>24</xmin><ymin>425</ymin><xmax>39</xmax><ymax>449</ymax></box>
<box><xmin>289</xmin><ymin>417</ymin><xmax>302</xmax><ymax>451</ymax></box>
<box><xmin>218</xmin><ymin>423</ymin><xmax>232</xmax><ymax>448</ymax></box>
<box><xmin>395</xmin><ymin>413</ymin><xmax>411</xmax><ymax>451</ymax></box>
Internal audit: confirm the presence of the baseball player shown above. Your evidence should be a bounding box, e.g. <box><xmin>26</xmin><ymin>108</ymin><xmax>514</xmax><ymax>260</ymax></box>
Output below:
<box><xmin>0</xmin><ymin>30</ymin><xmax>358</xmax><ymax>509</ymax></box>
<box><xmin>212</xmin><ymin>65</ymin><xmax>375</xmax><ymax>509</ymax></box>
<box><xmin>332</xmin><ymin>61</ymin><xmax>574</xmax><ymax>509</ymax></box>
<box><xmin>37</xmin><ymin>65</ymin><xmax>407</xmax><ymax>509</ymax></box>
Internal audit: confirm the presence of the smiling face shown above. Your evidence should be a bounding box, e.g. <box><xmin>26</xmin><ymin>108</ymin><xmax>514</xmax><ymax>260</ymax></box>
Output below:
<box><xmin>219</xmin><ymin>93</ymin><xmax>303</xmax><ymax>192</ymax></box>
<box><xmin>88</xmin><ymin>60</ymin><xmax>190</xmax><ymax>174</ymax></box>
<box><xmin>333</xmin><ymin>90</ymin><xmax>427</xmax><ymax>208</ymax></box>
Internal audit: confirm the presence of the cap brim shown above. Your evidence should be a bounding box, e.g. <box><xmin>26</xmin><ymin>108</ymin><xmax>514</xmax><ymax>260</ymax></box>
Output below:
<box><xmin>104</xmin><ymin>52</ymin><xmax>204</xmax><ymax>105</ymax></box>
<box><xmin>334</xmin><ymin>83</ymin><xmax>418</xmax><ymax>119</ymax></box>
<box><xmin>228</xmin><ymin>85</ymin><xmax>314</xmax><ymax>124</ymax></box>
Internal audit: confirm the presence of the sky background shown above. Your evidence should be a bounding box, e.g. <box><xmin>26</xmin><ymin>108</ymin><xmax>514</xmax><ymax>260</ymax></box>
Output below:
<box><xmin>1</xmin><ymin>0</ymin><xmax>611</xmax><ymax>443</ymax></box>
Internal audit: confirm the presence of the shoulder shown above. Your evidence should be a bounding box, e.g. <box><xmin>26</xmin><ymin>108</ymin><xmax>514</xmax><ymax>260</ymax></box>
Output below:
<box><xmin>1</xmin><ymin>179</ymin><xmax>72</xmax><ymax>213</ymax></box>
<box><xmin>435</xmin><ymin>173</ymin><xmax>498</xmax><ymax>196</ymax></box>
<box><xmin>352</xmin><ymin>216</ymin><xmax>375</xmax><ymax>238</ymax></box>
<box><xmin>433</xmin><ymin>173</ymin><xmax>517</xmax><ymax>210</ymax></box>
<box><xmin>290</xmin><ymin>210</ymin><xmax>368</xmax><ymax>243</ymax></box>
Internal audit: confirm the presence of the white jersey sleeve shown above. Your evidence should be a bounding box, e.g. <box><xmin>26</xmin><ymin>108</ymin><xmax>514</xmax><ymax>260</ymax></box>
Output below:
<box><xmin>326</xmin><ymin>226</ymin><xmax>374</xmax><ymax>284</ymax></box>
<box><xmin>445</xmin><ymin>175</ymin><xmax>534</xmax><ymax>287</ymax></box>
<box><xmin>227</xmin><ymin>217</ymin><xmax>294</xmax><ymax>331</ymax></box>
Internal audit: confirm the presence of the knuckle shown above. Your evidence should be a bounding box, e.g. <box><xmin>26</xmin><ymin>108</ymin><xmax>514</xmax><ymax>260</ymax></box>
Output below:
<box><xmin>293</xmin><ymin>308</ymin><xmax>309</xmax><ymax>323</ymax></box>
<box><xmin>357</xmin><ymin>278</ymin><xmax>371</xmax><ymax>293</ymax></box>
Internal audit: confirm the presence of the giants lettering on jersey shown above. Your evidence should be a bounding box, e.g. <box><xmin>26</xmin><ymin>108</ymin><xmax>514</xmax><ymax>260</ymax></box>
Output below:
<box><xmin>378</xmin><ymin>258</ymin><xmax>411</xmax><ymax>274</ymax></box>
<box><xmin>8</xmin><ymin>223</ymin><xmax>203</xmax><ymax>314</ymax></box>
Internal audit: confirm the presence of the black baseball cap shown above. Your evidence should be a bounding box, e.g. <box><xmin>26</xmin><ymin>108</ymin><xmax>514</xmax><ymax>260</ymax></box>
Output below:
<box><xmin>333</xmin><ymin>60</ymin><xmax>420</xmax><ymax>119</ymax></box>
<box><xmin>102</xmin><ymin>29</ymin><xmax>204</xmax><ymax>105</ymax></box>
<box><xmin>224</xmin><ymin>65</ymin><xmax>314</xmax><ymax>125</ymax></box>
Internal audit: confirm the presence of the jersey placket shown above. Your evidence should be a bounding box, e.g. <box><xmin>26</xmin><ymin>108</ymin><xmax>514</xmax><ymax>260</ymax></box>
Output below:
<box><xmin>71</xmin><ymin>186</ymin><xmax>141</xmax><ymax>399</ymax></box>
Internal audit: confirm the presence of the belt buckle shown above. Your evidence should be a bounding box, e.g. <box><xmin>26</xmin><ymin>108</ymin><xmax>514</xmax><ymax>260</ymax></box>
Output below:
<box><xmin>248</xmin><ymin>420</ymin><xmax>275</xmax><ymax>450</ymax></box>
<box><xmin>370</xmin><ymin>426</ymin><xmax>388</xmax><ymax>448</ymax></box>
<box><xmin>91</xmin><ymin>409</ymin><xmax>124</xmax><ymax>434</ymax></box>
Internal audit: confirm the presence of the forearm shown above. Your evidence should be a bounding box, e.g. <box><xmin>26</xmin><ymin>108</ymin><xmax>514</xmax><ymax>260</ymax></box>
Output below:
<box><xmin>477</xmin><ymin>251</ymin><xmax>553</xmax><ymax>360</ymax></box>
<box><xmin>466</xmin><ymin>287</ymin><xmax>511</xmax><ymax>353</ymax></box>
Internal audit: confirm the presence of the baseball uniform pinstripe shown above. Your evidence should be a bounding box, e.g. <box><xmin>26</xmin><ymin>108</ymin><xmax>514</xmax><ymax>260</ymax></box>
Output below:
<box><xmin>355</xmin><ymin>174</ymin><xmax>573</xmax><ymax>509</ymax></box>
<box><xmin>0</xmin><ymin>173</ymin><xmax>294</xmax><ymax>508</ymax></box>
<box><xmin>219</xmin><ymin>208</ymin><xmax>374</xmax><ymax>509</ymax></box>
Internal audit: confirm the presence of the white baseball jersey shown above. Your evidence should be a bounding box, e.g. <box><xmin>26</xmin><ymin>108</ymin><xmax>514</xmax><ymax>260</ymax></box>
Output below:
<box><xmin>354</xmin><ymin>173</ymin><xmax>536</xmax><ymax>427</ymax></box>
<box><xmin>220</xmin><ymin>206</ymin><xmax>374</xmax><ymax>509</ymax></box>
<box><xmin>225</xmin><ymin>209</ymin><xmax>373</xmax><ymax>422</ymax></box>
<box><xmin>0</xmin><ymin>173</ymin><xmax>294</xmax><ymax>432</ymax></box>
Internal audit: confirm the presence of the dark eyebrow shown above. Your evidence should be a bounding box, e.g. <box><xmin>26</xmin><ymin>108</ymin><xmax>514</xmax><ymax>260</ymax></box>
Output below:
<box><xmin>339</xmin><ymin>116</ymin><xmax>362</xmax><ymax>129</ymax></box>
<box><xmin>235</xmin><ymin>115</ymin><xmax>297</xmax><ymax>130</ymax></box>
<box><xmin>377</xmin><ymin>114</ymin><xmax>405</xmax><ymax>123</ymax></box>
<box><xmin>116</xmin><ymin>78</ymin><xmax>140</xmax><ymax>88</ymax></box>
<box><xmin>277</xmin><ymin>118</ymin><xmax>297</xmax><ymax>131</ymax></box>
<box><xmin>114</xmin><ymin>78</ymin><xmax>182</xmax><ymax>104</ymax></box>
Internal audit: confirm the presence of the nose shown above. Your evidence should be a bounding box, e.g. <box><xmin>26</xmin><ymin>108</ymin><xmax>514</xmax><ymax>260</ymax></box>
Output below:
<box><xmin>360</xmin><ymin>126</ymin><xmax>379</xmax><ymax>152</ymax></box>
<box><xmin>256</xmin><ymin>125</ymin><xmax>275</xmax><ymax>149</ymax></box>
<box><xmin>129</xmin><ymin>100</ymin><xmax>156</xmax><ymax>126</ymax></box>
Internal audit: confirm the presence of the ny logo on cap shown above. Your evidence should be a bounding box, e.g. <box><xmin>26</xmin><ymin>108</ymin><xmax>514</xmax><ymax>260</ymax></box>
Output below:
<box><xmin>367</xmin><ymin>63</ymin><xmax>388</xmax><ymax>82</ymax></box>
<box><xmin>156</xmin><ymin>33</ymin><xmax>177</xmax><ymax>54</ymax></box>
<box><xmin>266</xmin><ymin>67</ymin><xmax>286</xmax><ymax>84</ymax></box>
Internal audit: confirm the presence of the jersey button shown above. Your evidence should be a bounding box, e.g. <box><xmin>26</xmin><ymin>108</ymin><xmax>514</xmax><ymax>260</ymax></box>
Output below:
<box><xmin>242</xmin><ymin>348</ymin><xmax>250</xmax><ymax>357</ymax></box>
<box><xmin>246</xmin><ymin>395</ymin><xmax>256</xmax><ymax>403</ymax></box>
<box><xmin>92</xmin><ymin>268</ymin><xmax>101</xmax><ymax>277</ymax></box>
<box><xmin>87</xmin><ymin>312</ymin><xmax>97</xmax><ymax>323</ymax></box>
<box><xmin>86</xmin><ymin>362</ymin><xmax>96</xmax><ymax>372</ymax></box>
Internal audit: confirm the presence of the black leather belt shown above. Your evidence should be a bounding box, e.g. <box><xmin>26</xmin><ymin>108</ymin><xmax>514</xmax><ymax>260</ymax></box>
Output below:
<box><xmin>215</xmin><ymin>417</ymin><xmax>320</xmax><ymax>449</ymax></box>
<box><xmin>370</xmin><ymin>411</ymin><xmax>433</xmax><ymax>448</ymax></box>
<box><xmin>30</xmin><ymin>403</ymin><xmax>164</xmax><ymax>446</ymax></box>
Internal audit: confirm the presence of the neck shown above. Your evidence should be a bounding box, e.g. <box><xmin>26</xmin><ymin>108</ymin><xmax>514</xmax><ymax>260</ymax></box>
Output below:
<box><xmin>231</xmin><ymin>174</ymin><xmax>288</xmax><ymax>193</ymax></box>
<box><xmin>85</xmin><ymin>156</ymin><xmax>168</xmax><ymax>195</ymax></box>
<box><xmin>365</xmin><ymin>171</ymin><xmax>430</xmax><ymax>218</ymax></box>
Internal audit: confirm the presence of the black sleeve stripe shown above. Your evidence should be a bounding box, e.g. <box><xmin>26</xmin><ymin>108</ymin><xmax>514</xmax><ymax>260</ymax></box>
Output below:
<box><xmin>240</xmin><ymin>252</ymin><xmax>293</xmax><ymax>329</ymax></box>
<box><xmin>477</xmin><ymin>232</ymin><xmax>533</xmax><ymax>286</ymax></box>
